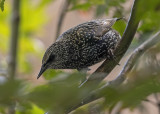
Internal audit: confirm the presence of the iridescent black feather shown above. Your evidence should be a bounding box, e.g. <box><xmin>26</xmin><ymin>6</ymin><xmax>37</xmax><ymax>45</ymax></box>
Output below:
<box><xmin>37</xmin><ymin>18</ymin><xmax>122</xmax><ymax>79</ymax></box>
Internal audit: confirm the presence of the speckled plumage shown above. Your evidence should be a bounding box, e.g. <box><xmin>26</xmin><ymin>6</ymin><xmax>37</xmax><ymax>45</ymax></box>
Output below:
<box><xmin>37</xmin><ymin>18</ymin><xmax>121</xmax><ymax>79</ymax></box>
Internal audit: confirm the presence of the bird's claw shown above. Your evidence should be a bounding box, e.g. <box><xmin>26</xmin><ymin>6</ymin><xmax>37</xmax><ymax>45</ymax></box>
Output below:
<box><xmin>108</xmin><ymin>49</ymin><xmax>120</xmax><ymax>66</ymax></box>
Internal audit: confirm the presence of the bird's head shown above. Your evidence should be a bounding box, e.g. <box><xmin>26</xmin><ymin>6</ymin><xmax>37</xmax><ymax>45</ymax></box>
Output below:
<box><xmin>37</xmin><ymin>45</ymin><xmax>55</xmax><ymax>79</ymax></box>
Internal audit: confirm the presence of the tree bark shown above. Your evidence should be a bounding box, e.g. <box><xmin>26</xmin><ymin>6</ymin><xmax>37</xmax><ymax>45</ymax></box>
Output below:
<box><xmin>66</xmin><ymin>30</ymin><xmax>160</xmax><ymax>113</ymax></box>
<box><xmin>54</xmin><ymin>0</ymin><xmax>70</xmax><ymax>42</ymax></box>
<box><xmin>7</xmin><ymin>0</ymin><xmax>20</xmax><ymax>113</ymax></box>
<box><xmin>8</xmin><ymin>0</ymin><xmax>20</xmax><ymax>79</ymax></box>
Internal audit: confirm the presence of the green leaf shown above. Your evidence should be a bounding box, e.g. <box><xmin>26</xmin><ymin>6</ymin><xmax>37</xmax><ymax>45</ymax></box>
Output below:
<box><xmin>102</xmin><ymin>76</ymin><xmax>160</xmax><ymax>111</ymax></box>
<box><xmin>71</xmin><ymin>3</ymin><xmax>92</xmax><ymax>11</ymax></box>
<box><xmin>88</xmin><ymin>0</ymin><xmax>105</xmax><ymax>5</ymax></box>
<box><xmin>0</xmin><ymin>107</ymin><xmax>5</xmax><ymax>114</ymax></box>
<box><xmin>70</xmin><ymin>0</ymin><xmax>105</xmax><ymax>11</ymax></box>
<box><xmin>43</xmin><ymin>69</ymin><xmax>63</xmax><ymax>80</ymax></box>
<box><xmin>0</xmin><ymin>80</ymin><xmax>23</xmax><ymax>106</ymax></box>
<box><xmin>0</xmin><ymin>0</ymin><xmax>5</xmax><ymax>11</ymax></box>
<box><xmin>112</xmin><ymin>19</ymin><xmax>126</xmax><ymax>36</ymax></box>
<box><xmin>0</xmin><ymin>0</ymin><xmax>46</xmax><ymax>74</ymax></box>
<box><xmin>16</xmin><ymin>104</ymin><xmax>45</xmax><ymax>114</ymax></box>
<box><xmin>38</xmin><ymin>0</ymin><xmax>54</xmax><ymax>9</ymax></box>
<box><xmin>27</xmin><ymin>72</ymin><xmax>93</xmax><ymax>113</ymax></box>
<box><xmin>95</xmin><ymin>0</ymin><xmax>126</xmax><ymax>17</ymax></box>
<box><xmin>139</xmin><ymin>10</ymin><xmax>160</xmax><ymax>32</ymax></box>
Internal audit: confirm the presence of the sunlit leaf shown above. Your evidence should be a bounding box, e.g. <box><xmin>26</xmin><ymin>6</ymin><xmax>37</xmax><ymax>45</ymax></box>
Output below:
<box><xmin>112</xmin><ymin>19</ymin><xmax>126</xmax><ymax>36</ymax></box>
<box><xmin>70</xmin><ymin>0</ymin><xmax>105</xmax><ymax>11</ymax></box>
<box><xmin>16</xmin><ymin>104</ymin><xmax>45</xmax><ymax>114</ymax></box>
<box><xmin>0</xmin><ymin>107</ymin><xmax>5</xmax><ymax>114</ymax></box>
<box><xmin>71</xmin><ymin>3</ymin><xmax>92</xmax><ymax>11</ymax></box>
<box><xmin>0</xmin><ymin>0</ymin><xmax>5</xmax><ymax>11</ymax></box>
<box><xmin>0</xmin><ymin>80</ymin><xmax>23</xmax><ymax>106</ymax></box>
<box><xmin>43</xmin><ymin>69</ymin><xmax>63</xmax><ymax>80</ymax></box>
<box><xmin>38</xmin><ymin>0</ymin><xmax>54</xmax><ymax>8</ymax></box>
<box><xmin>95</xmin><ymin>0</ymin><xmax>126</xmax><ymax>17</ymax></box>
<box><xmin>27</xmin><ymin>72</ymin><xmax>93</xmax><ymax>113</ymax></box>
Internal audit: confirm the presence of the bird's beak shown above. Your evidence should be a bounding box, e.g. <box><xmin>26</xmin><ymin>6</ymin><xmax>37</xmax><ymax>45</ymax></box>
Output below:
<box><xmin>37</xmin><ymin>64</ymin><xmax>47</xmax><ymax>79</ymax></box>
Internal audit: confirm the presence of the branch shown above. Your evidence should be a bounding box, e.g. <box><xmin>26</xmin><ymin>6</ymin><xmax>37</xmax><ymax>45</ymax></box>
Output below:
<box><xmin>67</xmin><ymin>31</ymin><xmax>160</xmax><ymax>113</ymax></box>
<box><xmin>109</xmin><ymin>31</ymin><xmax>160</xmax><ymax>86</ymax></box>
<box><xmin>66</xmin><ymin>0</ymin><xmax>140</xmax><ymax>112</ymax></box>
<box><xmin>67</xmin><ymin>0</ymin><xmax>141</xmax><ymax>112</ymax></box>
<box><xmin>153</xmin><ymin>93</ymin><xmax>160</xmax><ymax>114</ymax></box>
<box><xmin>8</xmin><ymin>0</ymin><xmax>20</xmax><ymax>79</ymax></box>
<box><xmin>53</xmin><ymin>0</ymin><xmax>70</xmax><ymax>42</ymax></box>
<box><xmin>81</xmin><ymin>0</ymin><xmax>140</xmax><ymax>88</ymax></box>
<box><xmin>7</xmin><ymin>0</ymin><xmax>20</xmax><ymax>113</ymax></box>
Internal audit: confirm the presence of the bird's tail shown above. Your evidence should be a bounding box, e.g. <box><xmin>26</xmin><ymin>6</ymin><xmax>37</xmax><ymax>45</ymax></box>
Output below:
<box><xmin>116</xmin><ymin>17</ymin><xmax>126</xmax><ymax>22</ymax></box>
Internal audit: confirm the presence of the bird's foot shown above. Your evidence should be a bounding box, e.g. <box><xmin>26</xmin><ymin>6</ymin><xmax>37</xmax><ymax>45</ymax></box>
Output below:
<box><xmin>108</xmin><ymin>49</ymin><xmax>120</xmax><ymax>66</ymax></box>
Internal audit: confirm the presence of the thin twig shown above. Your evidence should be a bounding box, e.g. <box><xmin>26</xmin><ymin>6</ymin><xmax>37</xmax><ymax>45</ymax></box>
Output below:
<box><xmin>109</xmin><ymin>31</ymin><xmax>160</xmax><ymax>86</ymax></box>
<box><xmin>7</xmin><ymin>0</ymin><xmax>20</xmax><ymax>113</ymax></box>
<box><xmin>154</xmin><ymin>93</ymin><xmax>160</xmax><ymax>114</ymax></box>
<box><xmin>66</xmin><ymin>0</ymin><xmax>140</xmax><ymax>113</ymax></box>
<box><xmin>54</xmin><ymin>0</ymin><xmax>70</xmax><ymax>42</ymax></box>
<box><xmin>158</xmin><ymin>103</ymin><xmax>160</xmax><ymax>114</ymax></box>
<box><xmin>66</xmin><ymin>30</ymin><xmax>160</xmax><ymax>113</ymax></box>
<box><xmin>8</xmin><ymin>0</ymin><xmax>20</xmax><ymax>79</ymax></box>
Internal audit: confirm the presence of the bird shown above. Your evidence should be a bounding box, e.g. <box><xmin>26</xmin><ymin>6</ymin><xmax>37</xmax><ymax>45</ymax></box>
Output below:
<box><xmin>37</xmin><ymin>17</ymin><xmax>122</xmax><ymax>79</ymax></box>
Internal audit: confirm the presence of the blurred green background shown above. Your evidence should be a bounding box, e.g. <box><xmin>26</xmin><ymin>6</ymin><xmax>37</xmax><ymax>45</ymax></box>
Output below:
<box><xmin>0</xmin><ymin>0</ymin><xmax>160</xmax><ymax>114</ymax></box>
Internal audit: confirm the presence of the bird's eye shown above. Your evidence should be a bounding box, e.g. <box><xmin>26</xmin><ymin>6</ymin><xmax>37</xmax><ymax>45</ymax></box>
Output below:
<box><xmin>46</xmin><ymin>54</ymin><xmax>55</xmax><ymax>63</ymax></box>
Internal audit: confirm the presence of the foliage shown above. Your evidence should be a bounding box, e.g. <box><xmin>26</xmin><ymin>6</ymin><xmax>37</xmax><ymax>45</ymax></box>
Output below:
<box><xmin>138</xmin><ymin>0</ymin><xmax>160</xmax><ymax>32</ymax></box>
<box><xmin>0</xmin><ymin>0</ymin><xmax>5</xmax><ymax>11</ymax></box>
<box><xmin>0</xmin><ymin>72</ymin><xmax>94</xmax><ymax>113</ymax></box>
<box><xmin>0</xmin><ymin>0</ymin><xmax>160</xmax><ymax>114</ymax></box>
<box><xmin>70</xmin><ymin>0</ymin><xmax>126</xmax><ymax>17</ymax></box>
<box><xmin>70</xmin><ymin>0</ymin><xmax>105</xmax><ymax>11</ymax></box>
<box><xmin>112</xmin><ymin>19</ymin><xmax>126</xmax><ymax>36</ymax></box>
<box><xmin>0</xmin><ymin>67</ymin><xmax>160</xmax><ymax>113</ymax></box>
<box><xmin>43</xmin><ymin>69</ymin><xmax>64</xmax><ymax>80</ymax></box>
<box><xmin>0</xmin><ymin>0</ymin><xmax>50</xmax><ymax>73</ymax></box>
<box><xmin>102</xmin><ymin>76</ymin><xmax>160</xmax><ymax>111</ymax></box>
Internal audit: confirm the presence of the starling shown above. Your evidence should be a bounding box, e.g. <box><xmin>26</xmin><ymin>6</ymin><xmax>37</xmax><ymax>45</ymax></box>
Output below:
<box><xmin>37</xmin><ymin>18</ymin><xmax>122</xmax><ymax>79</ymax></box>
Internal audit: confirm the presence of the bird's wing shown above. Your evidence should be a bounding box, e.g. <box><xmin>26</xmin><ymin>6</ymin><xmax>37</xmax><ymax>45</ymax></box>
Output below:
<box><xmin>56</xmin><ymin>18</ymin><xmax>121</xmax><ymax>42</ymax></box>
